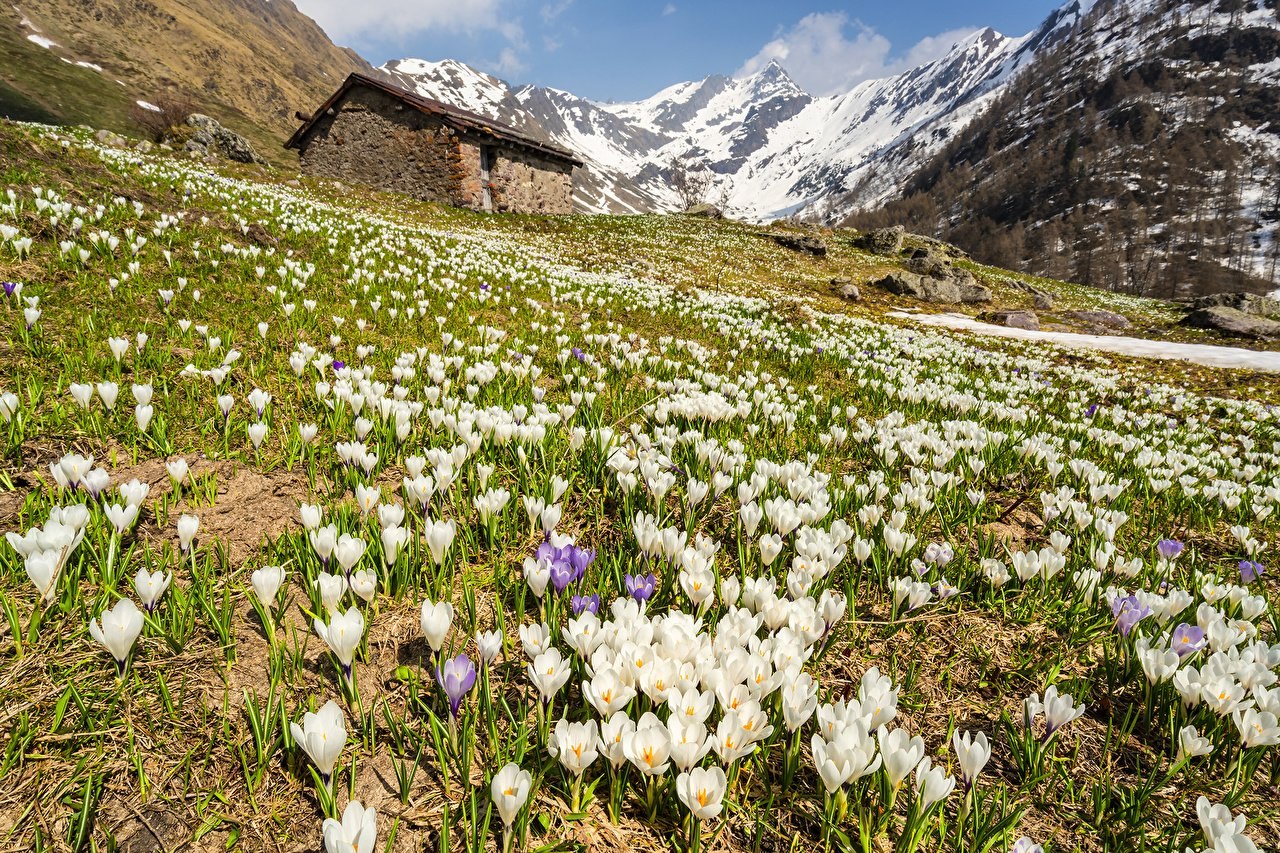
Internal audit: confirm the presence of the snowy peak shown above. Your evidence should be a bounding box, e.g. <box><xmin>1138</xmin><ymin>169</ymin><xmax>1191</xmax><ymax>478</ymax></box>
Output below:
<box><xmin>379</xmin><ymin>56</ymin><xmax>551</xmax><ymax>142</ymax></box>
<box><xmin>742</xmin><ymin>59</ymin><xmax>807</xmax><ymax>97</ymax></box>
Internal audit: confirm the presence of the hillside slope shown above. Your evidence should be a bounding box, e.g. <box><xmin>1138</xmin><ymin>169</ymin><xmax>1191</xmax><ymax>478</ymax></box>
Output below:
<box><xmin>2</xmin><ymin>0</ymin><xmax>376</xmax><ymax>159</ymax></box>
<box><xmin>844</xmin><ymin>0</ymin><xmax>1280</xmax><ymax>298</ymax></box>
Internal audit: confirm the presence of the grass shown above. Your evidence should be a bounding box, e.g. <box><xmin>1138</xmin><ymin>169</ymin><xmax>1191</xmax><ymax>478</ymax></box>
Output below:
<box><xmin>0</xmin><ymin>120</ymin><xmax>1276</xmax><ymax>853</ymax></box>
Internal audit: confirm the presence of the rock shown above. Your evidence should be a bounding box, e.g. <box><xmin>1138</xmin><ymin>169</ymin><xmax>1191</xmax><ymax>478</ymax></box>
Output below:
<box><xmin>1007</xmin><ymin>278</ymin><xmax>1057</xmax><ymax>309</ymax></box>
<box><xmin>683</xmin><ymin>203</ymin><xmax>723</xmax><ymax>219</ymax></box>
<box><xmin>1182</xmin><ymin>306</ymin><xmax>1280</xmax><ymax>338</ymax></box>
<box><xmin>285</xmin><ymin>179</ymin><xmax>302</xmax><ymax>188</ymax></box>
<box><xmin>873</xmin><ymin>271</ymin><xmax>991</xmax><ymax>304</ymax></box>
<box><xmin>1066</xmin><ymin>310</ymin><xmax>1130</xmax><ymax>329</ymax></box>
<box><xmin>1191</xmin><ymin>292</ymin><xmax>1280</xmax><ymax>318</ymax></box>
<box><xmin>853</xmin><ymin>225</ymin><xmax>904</xmax><ymax>255</ymax></box>
<box><xmin>830</xmin><ymin>278</ymin><xmax>860</xmax><ymax>301</ymax></box>
<box><xmin>771</xmin><ymin>232</ymin><xmax>827</xmax><ymax>256</ymax></box>
<box><xmin>94</xmin><ymin>129</ymin><xmax>128</xmax><ymax>148</ymax></box>
<box><xmin>245</xmin><ymin>223</ymin><xmax>275</xmax><ymax>245</ymax></box>
<box><xmin>982</xmin><ymin>310</ymin><xmax>1040</xmax><ymax>331</ymax></box>
<box><xmin>134</xmin><ymin>140</ymin><xmax>153</xmax><ymax>153</ymax></box>
<box><xmin>906</xmin><ymin>249</ymin><xmax>956</xmax><ymax>279</ymax></box>
<box><xmin>956</xmin><ymin>282</ymin><xmax>994</xmax><ymax>303</ymax></box>
<box><xmin>184</xmin><ymin>114</ymin><xmax>266</xmax><ymax>164</ymax></box>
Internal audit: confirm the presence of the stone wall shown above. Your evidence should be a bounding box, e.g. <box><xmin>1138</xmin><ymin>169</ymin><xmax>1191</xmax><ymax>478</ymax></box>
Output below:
<box><xmin>296</xmin><ymin>85</ymin><xmax>575</xmax><ymax>215</ymax></box>
<box><xmin>458</xmin><ymin>139</ymin><xmax>575</xmax><ymax>215</ymax></box>
<box><xmin>296</xmin><ymin>87</ymin><xmax>468</xmax><ymax>206</ymax></box>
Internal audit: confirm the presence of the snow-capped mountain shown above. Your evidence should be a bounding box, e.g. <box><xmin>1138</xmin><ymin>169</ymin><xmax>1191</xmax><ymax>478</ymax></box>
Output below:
<box><xmin>845</xmin><ymin>0</ymin><xmax>1280</xmax><ymax>295</ymax></box>
<box><xmin>375</xmin><ymin>1</ymin><xmax>1095</xmax><ymax>217</ymax></box>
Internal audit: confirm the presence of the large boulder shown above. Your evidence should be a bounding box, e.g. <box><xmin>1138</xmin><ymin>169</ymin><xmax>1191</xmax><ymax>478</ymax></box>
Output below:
<box><xmin>684</xmin><ymin>203</ymin><xmax>723</xmax><ymax>219</ymax></box>
<box><xmin>771</xmin><ymin>232</ymin><xmax>827</xmax><ymax>256</ymax></box>
<box><xmin>94</xmin><ymin>129</ymin><xmax>128</xmax><ymax>148</ymax></box>
<box><xmin>184</xmin><ymin>114</ymin><xmax>266</xmax><ymax>164</ymax></box>
<box><xmin>874</xmin><ymin>271</ymin><xmax>991</xmax><ymax>304</ymax></box>
<box><xmin>1191</xmin><ymin>292</ymin><xmax>1280</xmax><ymax>317</ymax></box>
<box><xmin>905</xmin><ymin>248</ymin><xmax>957</xmax><ymax>279</ymax></box>
<box><xmin>853</xmin><ymin>226</ymin><xmax>905</xmax><ymax>256</ymax></box>
<box><xmin>1066</xmin><ymin>309</ymin><xmax>1130</xmax><ymax>329</ymax></box>
<box><xmin>831</xmin><ymin>277</ymin><xmax>860</xmax><ymax>301</ymax></box>
<box><xmin>981</xmin><ymin>310</ymin><xmax>1040</xmax><ymax>330</ymax></box>
<box><xmin>1010</xmin><ymin>279</ymin><xmax>1056</xmax><ymax>310</ymax></box>
<box><xmin>1182</xmin><ymin>306</ymin><xmax>1280</xmax><ymax>338</ymax></box>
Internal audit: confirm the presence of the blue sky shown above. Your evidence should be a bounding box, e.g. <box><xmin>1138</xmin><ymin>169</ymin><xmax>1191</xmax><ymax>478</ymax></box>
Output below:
<box><xmin>292</xmin><ymin>1</ymin><xmax>1067</xmax><ymax>100</ymax></box>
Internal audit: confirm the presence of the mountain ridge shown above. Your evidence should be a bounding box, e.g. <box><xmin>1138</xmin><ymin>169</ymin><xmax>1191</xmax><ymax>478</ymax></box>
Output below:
<box><xmin>373</xmin><ymin>2</ymin><xmax>1091</xmax><ymax>218</ymax></box>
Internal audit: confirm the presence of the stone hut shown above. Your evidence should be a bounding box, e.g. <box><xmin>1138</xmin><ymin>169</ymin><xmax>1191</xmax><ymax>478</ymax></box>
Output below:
<box><xmin>285</xmin><ymin>73</ymin><xmax>582</xmax><ymax>214</ymax></box>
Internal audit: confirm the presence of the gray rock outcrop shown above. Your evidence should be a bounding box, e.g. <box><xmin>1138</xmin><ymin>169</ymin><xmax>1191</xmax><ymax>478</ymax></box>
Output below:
<box><xmin>771</xmin><ymin>232</ymin><xmax>827</xmax><ymax>256</ymax></box>
<box><xmin>831</xmin><ymin>278</ymin><xmax>860</xmax><ymax>301</ymax></box>
<box><xmin>1182</xmin><ymin>306</ymin><xmax>1280</xmax><ymax>339</ymax></box>
<box><xmin>982</xmin><ymin>310</ymin><xmax>1040</xmax><ymax>330</ymax></box>
<box><xmin>853</xmin><ymin>226</ymin><xmax>905</xmax><ymax>256</ymax></box>
<box><xmin>873</xmin><ymin>271</ymin><xmax>991</xmax><ymax>304</ymax></box>
<box><xmin>1191</xmin><ymin>293</ymin><xmax>1280</xmax><ymax>317</ymax></box>
<box><xmin>183</xmin><ymin>114</ymin><xmax>266</xmax><ymax>164</ymax></box>
<box><xmin>683</xmin><ymin>203</ymin><xmax>723</xmax><ymax>219</ymax></box>
<box><xmin>1066</xmin><ymin>310</ymin><xmax>1130</xmax><ymax>329</ymax></box>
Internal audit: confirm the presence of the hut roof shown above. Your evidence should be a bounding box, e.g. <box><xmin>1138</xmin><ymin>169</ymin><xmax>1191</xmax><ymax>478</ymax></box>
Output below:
<box><xmin>285</xmin><ymin>73</ymin><xmax>584</xmax><ymax>167</ymax></box>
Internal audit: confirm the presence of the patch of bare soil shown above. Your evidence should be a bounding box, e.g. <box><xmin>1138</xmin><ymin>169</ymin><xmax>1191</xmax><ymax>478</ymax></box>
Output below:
<box><xmin>110</xmin><ymin>455</ymin><xmax>313</xmax><ymax>567</ymax></box>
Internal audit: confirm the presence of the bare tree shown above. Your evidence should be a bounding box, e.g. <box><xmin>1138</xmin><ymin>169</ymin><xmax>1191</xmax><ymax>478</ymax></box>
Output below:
<box><xmin>129</xmin><ymin>92</ymin><xmax>196</xmax><ymax>142</ymax></box>
<box><xmin>669</xmin><ymin>156</ymin><xmax>714</xmax><ymax>211</ymax></box>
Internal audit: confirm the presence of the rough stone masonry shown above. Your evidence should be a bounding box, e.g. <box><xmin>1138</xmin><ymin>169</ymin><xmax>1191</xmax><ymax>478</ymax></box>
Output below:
<box><xmin>287</xmin><ymin>75</ymin><xmax>580</xmax><ymax>215</ymax></box>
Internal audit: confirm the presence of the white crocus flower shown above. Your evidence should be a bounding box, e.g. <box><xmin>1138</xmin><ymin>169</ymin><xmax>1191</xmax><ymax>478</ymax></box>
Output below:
<box><xmin>251</xmin><ymin>565</ymin><xmax>287</xmax><ymax>606</ymax></box>
<box><xmin>676</xmin><ymin>766</ymin><xmax>727</xmax><ymax>821</ymax></box>
<box><xmin>490</xmin><ymin>763</ymin><xmax>531</xmax><ymax>829</ymax></box>
<box><xmin>88</xmin><ymin>598</ymin><xmax>145</xmax><ymax>675</ymax></box>
<box><xmin>314</xmin><ymin>607</ymin><xmax>364</xmax><ymax>680</ymax></box>
<box><xmin>420</xmin><ymin>599</ymin><xmax>454</xmax><ymax>654</ymax></box>
<box><xmin>133</xmin><ymin>567</ymin><xmax>171</xmax><ymax>612</ymax></box>
<box><xmin>290</xmin><ymin>700</ymin><xmax>346</xmax><ymax>785</ymax></box>
<box><xmin>322</xmin><ymin>800</ymin><xmax>376</xmax><ymax>853</ymax></box>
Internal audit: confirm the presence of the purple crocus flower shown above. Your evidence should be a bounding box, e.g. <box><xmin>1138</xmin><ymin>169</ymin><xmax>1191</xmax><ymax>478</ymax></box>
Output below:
<box><xmin>1085</xmin><ymin>404</ymin><xmax>1099</xmax><ymax>417</ymax></box>
<box><xmin>331</xmin><ymin>360</ymin><xmax>345</xmax><ymax>372</ymax></box>
<box><xmin>1110</xmin><ymin>593</ymin><xmax>1151</xmax><ymax>637</ymax></box>
<box><xmin>436</xmin><ymin>653</ymin><xmax>477</xmax><ymax>719</ymax></box>
<box><xmin>570</xmin><ymin>593</ymin><xmax>600</xmax><ymax>616</ymax></box>
<box><xmin>569</xmin><ymin>546</ymin><xmax>595</xmax><ymax>582</ymax></box>
<box><xmin>1</xmin><ymin>281</ymin><xmax>16</xmax><ymax>297</ymax></box>
<box><xmin>625</xmin><ymin>572</ymin><xmax>657</xmax><ymax>602</ymax></box>
<box><xmin>1239</xmin><ymin>561</ymin><xmax>1264</xmax><ymax>584</ymax></box>
<box><xmin>1155</xmin><ymin>539</ymin><xmax>1184</xmax><ymax>561</ymax></box>
<box><xmin>1170</xmin><ymin>623</ymin><xmax>1206</xmax><ymax>658</ymax></box>
<box><xmin>535</xmin><ymin>539</ymin><xmax>595</xmax><ymax>592</ymax></box>
<box><xmin>547</xmin><ymin>559</ymin><xmax>575</xmax><ymax>594</ymax></box>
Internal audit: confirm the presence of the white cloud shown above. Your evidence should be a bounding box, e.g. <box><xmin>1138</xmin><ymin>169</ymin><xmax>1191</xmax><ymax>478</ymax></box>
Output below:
<box><xmin>662</xmin><ymin>3</ymin><xmax>677</xmax><ymax>15</ymax></box>
<box><xmin>491</xmin><ymin>46</ymin><xmax>528</xmax><ymax>76</ymax></box>
<box><xmin>901</xmin><ymin>27</ymin><xmax>985</xmax><ymax>67</ymax></box>
<box><xmin>735</xmin><ymin>12</ymin><xmax>978</xmax><ymax>96</ymax></box>
<box><xmin>540</xmin><ymin>0</ymin><xmax>573</xmax><ymax>23</ymax></box>
<box><xmin>293</xmin><ymin>0</ymin><xmax>506</xmax><ymax>44</ymax></box>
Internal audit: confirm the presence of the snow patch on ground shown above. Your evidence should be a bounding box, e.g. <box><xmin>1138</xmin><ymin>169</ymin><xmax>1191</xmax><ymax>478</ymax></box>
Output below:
<box><xmin>889</xmin><ymin>311</ymin><xmax>1280</xmax><ymax>373</ymax></box>
<box><xmin>75</xmin><ymin>60</ymin><xmax>103</xmax><ymax>71</ymax></box>
<box><xmin>136</xmin><ymin>100</ymin><xmax>161</xmax><ymax>112</ymax></box>
<box><xmin>26</xmin><ymin>33</ymin><xmax>56</xmax><ymax>49</ymax></box>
